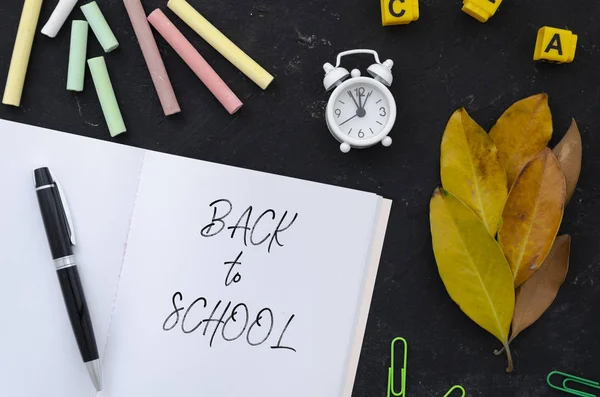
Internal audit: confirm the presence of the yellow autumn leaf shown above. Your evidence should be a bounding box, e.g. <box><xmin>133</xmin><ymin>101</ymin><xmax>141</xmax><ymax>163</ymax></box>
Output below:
<box><xmin>430</xmin><ymin>188</ymin><xmax>515</xmax><ymax>372</ymax></box>
<box><xmin>498</xmin><ymin>149</ymin><xmax>566</xmax><ymax>287</ymax></box>
<box><xmin>441</xmin><ymin>108</ymin><xmax>507</xmax><ymax>236</ymax></box>
<box><xmin>490</xmin><ymin>94</ymin><xmax>553</xmax><ymax>188</ymax></box>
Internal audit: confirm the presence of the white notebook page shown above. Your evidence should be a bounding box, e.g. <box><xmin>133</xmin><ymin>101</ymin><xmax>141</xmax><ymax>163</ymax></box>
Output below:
<box><xmin>0</xmin><ymin>120</ymin><xmax>145</xmax><ymax>396</ymax></box>
<box><xmin>101</xmin><ymin>150</ymin><xmax>383</xmax><ymax>397</ymax></box>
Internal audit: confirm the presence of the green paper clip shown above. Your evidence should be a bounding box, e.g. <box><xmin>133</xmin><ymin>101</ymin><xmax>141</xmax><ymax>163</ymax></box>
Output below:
<box><xmin>547</xmin><ymin>371</ymin><xmax>600</xmax><ymax>397</ymax></box>
<box><xmin>387</xmin><ymin>337</ymin><xmax>407</xmax><ymax>397</ymax></box>
<box><xmin>443</xmin><ymin>385</ymin><xmax>466</xmax><ymax>397</ymax></box>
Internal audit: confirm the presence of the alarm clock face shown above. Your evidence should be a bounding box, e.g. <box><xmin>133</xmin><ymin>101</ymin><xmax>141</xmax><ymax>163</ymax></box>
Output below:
<box><xmin>326</xmin><ymin>77</ymin><xmax>396</xmax><ymax>147</ymax></box>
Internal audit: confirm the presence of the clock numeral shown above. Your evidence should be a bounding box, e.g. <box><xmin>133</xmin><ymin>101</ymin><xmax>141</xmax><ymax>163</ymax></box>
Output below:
<box><xmin>376</xmin><ymin>121</ymin><xmax>383</xmax><ymax>126</ymax></box>
<box><xmin>376</xmin><ymin>99</ymin><xmax>382</xmax><ymax>104</ymax></box>
<box><xmin>358</xmin><ymin>129</ymin><xmax>365</xmax><ymax>138</ymax></box>
<box><xmin>335</xmin><ymin>109</ymin><xmax>341</xmax><ymax>118</ymax></box>
<box><xmin>379</xmin><ymin>107</ymin><xmax>387</xmax><ymax>117</ymax></box>
<box><xmin>354</xmin><ymin>87</ymin><xmax>366</xmax><ymax>98</ymax></box>
<box><xmin>369</xmin><ymin>128</ymin><xmax>374</xmax><ymax>134</ymax></box>
<box><xmin>348</xmin><ymin>128</ymin><xmax>353</xmax><ymax>135</ymax></box>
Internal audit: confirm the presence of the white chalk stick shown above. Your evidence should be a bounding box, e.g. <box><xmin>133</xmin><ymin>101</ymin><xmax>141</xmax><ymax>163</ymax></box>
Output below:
<box><xmin>41</xmin><ymin>0</ymin><xmax>79</xmax><ymax>38</ymax></box>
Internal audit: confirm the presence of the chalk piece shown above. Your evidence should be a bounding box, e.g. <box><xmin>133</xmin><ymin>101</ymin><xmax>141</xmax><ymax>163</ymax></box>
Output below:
<box><xmin>41</xmin><ymin>0</ymin><xmax>79</xmax><ymax>38</ymax></box>
<box><xmin>148</xmin><ymin>9</ymin><xmax>243</xmax><ymax>115</ymax></box>
<box><xmin>67</xmin><ymin>21</ymin><xmax>89</xmax><ymax>92</ymax></box>
<box><xmin>381</xmin><ymin>0</ymin><xmax>419</xmax><ymax>26</ymax></box>
<box><xmin>462</xmin><ymin>0</ymin><xmax>502</xmax><ymax>23</ymax></box>
<box><xmin>123</xmin><ymin>0</ymin><xmax>180</xmax><ymax>116</ymax></box>
<box><xmin>2</xmin><ymin>0</ymin><xmax>43</xmax><ymax>107</ymax></box>
<box><xmin>534</xmin><ymin>27</ymin><xmax>577</xmax><ymax>64</ymax></box>
<box><xmin>81</xmin><ymin>1</ymin><xmax>119</xmax><ymax>52</ymax></box>
<box><xmin>167</xmin><ymin>0</ymin><xmax>273</xmax><ymax>90</ymax></box>
<box><xmin>88</xmin><ymin>57</ymin><xmax>126</xmax><ymax>137</ymax></box>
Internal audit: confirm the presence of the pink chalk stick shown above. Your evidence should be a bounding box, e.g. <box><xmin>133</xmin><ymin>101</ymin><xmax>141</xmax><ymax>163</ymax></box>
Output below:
<box><xmin>124</xmin><ymin>0</ymin><xmax>180</xmax><ymax>116</ymax></box>
<box><xmin>148</xmin><ymin>9</ymin><xmax>243</xmax><ymax>115</ymax></box>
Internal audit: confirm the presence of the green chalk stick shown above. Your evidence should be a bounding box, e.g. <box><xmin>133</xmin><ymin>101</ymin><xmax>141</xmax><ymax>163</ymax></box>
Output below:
<box><xmin>88</xmin><ymin>57</ymin><xmax>126</xmax><ymax>137</ymax></box>
<box><xmin>81</xmin><ymin>1</ymin><xmax>119</xmax><ymax>53</ymax></box>
<box><xmin>67</xmin><ymin>21</ymin><xmax>89</xmax><ymax>92</ymax></box>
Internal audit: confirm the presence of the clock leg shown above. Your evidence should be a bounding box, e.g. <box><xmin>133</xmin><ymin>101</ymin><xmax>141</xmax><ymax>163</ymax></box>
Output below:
<box><xmin>382</xmin><ymin>137</ymin><xmax>392</xmax><ymax>147</ymax></box>
<box><xmin>340</xmin><ymin>142</ymin><xmax>351</xmax><ymax>153</ymax></box>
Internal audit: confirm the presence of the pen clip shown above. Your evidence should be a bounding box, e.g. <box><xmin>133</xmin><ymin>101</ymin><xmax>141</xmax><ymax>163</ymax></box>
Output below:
<box><xmin>49</xmin><ymin>169</ymin><xmax>77</xmax><ymax>246</ymax></box>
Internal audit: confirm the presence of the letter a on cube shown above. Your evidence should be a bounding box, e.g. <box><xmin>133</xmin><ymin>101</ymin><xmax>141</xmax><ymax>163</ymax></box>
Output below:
<box><xmin>462</xmin><ymin>0</ymin><xmax>502</xmax><ymax>23</ymax></box>
<box><xmin>381</xmin><ymin>0</ymin><xmax>419</xmax><ymax>26</ymax></box>
<box><xmin>534</xmin><ymin>27</ymin><xmax>577</xmax><ymax>63</ymax></box>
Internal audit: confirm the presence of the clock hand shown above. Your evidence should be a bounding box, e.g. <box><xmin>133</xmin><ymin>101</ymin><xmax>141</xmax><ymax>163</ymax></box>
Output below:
<box><xmin>358</xmin><ymin>90</ymin><xmax>363</xmax><ymax>109</ymax></box>
<box><xmin>339</xmin><ymin>114</ymin><xmax>358</xmax><ymax>126</ymax></box>
<box><xmin>348</xmin><ymin>91</ymin><xmax>360</xmax><ymax>110</ymax></box>
<box><xmin>362</xmin><ymin>91</ymin><xmax>373</xmax><ymax>109</ymax></box>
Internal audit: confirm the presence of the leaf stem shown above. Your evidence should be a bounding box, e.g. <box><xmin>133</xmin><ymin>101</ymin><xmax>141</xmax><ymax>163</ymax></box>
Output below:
<box><xmin>495</xmin><ymin>335</ymin><xmax>516</xmax><ymax>355</ymax></box>
<box><xmin>504</xmin><ymin>343</ymin><xmax>514</xmax><ymax>373</ymax></box>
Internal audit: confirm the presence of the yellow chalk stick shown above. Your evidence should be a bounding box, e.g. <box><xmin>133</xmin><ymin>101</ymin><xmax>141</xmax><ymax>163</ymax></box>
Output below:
<box><xmin>3</xmin><ymin>0</ymin><xmax>44</xmax><ymax>107</ymax></box>
<box><xmin>167</xmin><ymin>0</ymin><xmax>274</xmax><ymax>90</ymax></box>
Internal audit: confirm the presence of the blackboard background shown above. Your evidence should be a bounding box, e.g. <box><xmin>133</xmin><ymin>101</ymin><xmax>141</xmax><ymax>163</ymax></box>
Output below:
<box><xmin>1</xmin><ymin>0</ymin><xmax>599</xmax><ymax>396</ymax></box>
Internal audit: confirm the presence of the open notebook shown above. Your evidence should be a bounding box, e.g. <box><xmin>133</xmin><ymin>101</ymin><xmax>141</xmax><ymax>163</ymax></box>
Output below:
<box><xmin>0</xmin><ymin>119</ymin><xmax>391</xmax><ymax>397</ymax></box>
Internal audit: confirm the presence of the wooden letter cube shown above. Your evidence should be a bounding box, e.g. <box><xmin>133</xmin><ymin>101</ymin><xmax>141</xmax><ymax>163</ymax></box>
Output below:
<box><xmin>534</xmin><ymin>27</ymin><xmax>578</xmax><ymax>63</ymax></box>
<box><xmin>381</xmin><ymin>0</ymin><xmax>419</xmax><ymax>26</ymax></box>
<box><xmin>462</xmin><ymin>0</ymin><xmax>502</xmax><ymax>23</ymax></box>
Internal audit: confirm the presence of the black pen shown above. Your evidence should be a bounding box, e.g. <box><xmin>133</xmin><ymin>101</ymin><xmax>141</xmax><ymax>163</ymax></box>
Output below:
<box><xmin>34</xmin><ymin>167</ymin><xmax>102</xmax><ymax>391</ymax></box>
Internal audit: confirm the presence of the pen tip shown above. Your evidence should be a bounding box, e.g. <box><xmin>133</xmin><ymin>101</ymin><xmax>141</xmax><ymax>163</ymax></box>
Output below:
<box><xmin>86</xmin><ymin>360</ymin><xmax>103</xmax><ymax>391</ymax></box>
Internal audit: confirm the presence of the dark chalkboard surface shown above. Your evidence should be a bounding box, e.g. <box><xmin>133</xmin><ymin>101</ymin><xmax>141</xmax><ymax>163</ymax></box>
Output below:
<box><xmin>0</xmin><ymin>1</ymin><xmax>598</xmax><ymax>396</ymax></box>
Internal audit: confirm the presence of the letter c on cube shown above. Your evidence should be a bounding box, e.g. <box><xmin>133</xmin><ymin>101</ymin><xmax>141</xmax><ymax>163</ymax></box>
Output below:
<box><xmin>381</xmin><ymin>0</ymin><xmax>419</xmax><ymax>26</ymax></box>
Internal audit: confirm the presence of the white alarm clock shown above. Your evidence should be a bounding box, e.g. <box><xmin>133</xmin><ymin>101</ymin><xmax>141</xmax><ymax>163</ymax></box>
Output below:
<box><xmin>323</xmin><ymin>49</ymin><xmax>397</xmax><ymax>153</ymax></box>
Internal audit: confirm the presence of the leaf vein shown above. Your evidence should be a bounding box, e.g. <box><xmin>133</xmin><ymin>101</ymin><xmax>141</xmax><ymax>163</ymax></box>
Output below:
<box><xmin>448</xmin><ymin>204</ymin><xmax>508</xmax><ymax>342</ymax></box>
